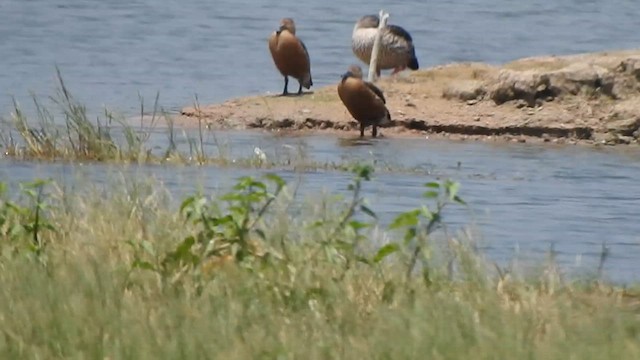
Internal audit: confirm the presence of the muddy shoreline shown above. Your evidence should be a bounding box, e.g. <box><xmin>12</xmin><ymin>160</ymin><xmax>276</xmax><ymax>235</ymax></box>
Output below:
<box><xmin>177</xmin><ymin>49</ymin><xmax>640</xmax><ymax>146</ymax></box>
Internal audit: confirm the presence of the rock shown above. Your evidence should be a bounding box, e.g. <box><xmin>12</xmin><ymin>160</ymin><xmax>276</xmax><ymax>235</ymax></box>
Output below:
<box><xmin>599</xmin><ymin>132</ymin><xmax>632</xmax><ymax>145</ymax></box>
<box><xmin>547</xmin><ymin>63</ymin><xmax>615</xmax><ymax>98</ymax></box>
<box><xmin>615</xmin><ymin>57</ymin><xmax>640</xmax><ymax>80</ymax></box>
<box><xmin>487</xmin><ymin>70</ymin><xmax>551</xmax><ymax>106</ymax></box>
<box><xmin>606</xmin><ymin>117</ymin><xmax>640</xmax><ymax>136</ymax></box>
<box><xmin>612</xmin><ymin>57</ymin><xmax>640</xmax><ymax>98</ymax></box>
<box><xmin>442</xmin><ymin>80</ymin><xmax>486</xmax><ymax>101</ymax></box>
<box><xmin>514</xmin><ymin>99</ymin><xmax>528</xmax><ymax>108</ymax></box>
<box><xmin>486</xmin><ymin>62</ymin><xmax>617</xmax><ymax>106</ymax></box>
<box><xmin>270</xmin><ymin>118</ymin><xmax>295</xmax><ymax>129</ymax></box>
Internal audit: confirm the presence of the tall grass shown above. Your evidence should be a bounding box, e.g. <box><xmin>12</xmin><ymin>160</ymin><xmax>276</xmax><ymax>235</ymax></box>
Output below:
<box><xmin>0</xmin><ymin>168</ymin><xmax>638</xmax><ymax>359</ymax></box>
<box><xmin>0</xmin><ymin>69</ymin><xmax>274</xmax><ymax>166</ymax></box>
<box><xmin>0</xmin><ymin>71</ymin><xmax>431</xmax><ymax>175</ymax></box>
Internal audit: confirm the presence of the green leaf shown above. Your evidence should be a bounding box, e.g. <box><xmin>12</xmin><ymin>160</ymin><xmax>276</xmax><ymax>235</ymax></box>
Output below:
<box><xmin>179</xmin><ymin>196</ymin><xmax>197</xmax><ymax>213</ymax></box>
<box><xmin>403</xmin><ymin>227</ymin><xmax>417</xmax><ymax>244</ymax></box>
<box><xmin>453</xmin><ymin>195</ymin><xmax>466</xmax><ymax>205</ymax></box>
<box><xmin>389</xmin><ymin>209</ymin><xmax>420</xmax><ymax>229</ymax></box>
<box><xmin>422</xmin><ymin>191</ymin><xmax>439</xmax><ymax>199</ymax></box>
<box><xmin>132</xmin><ymin>260</ymin><xmax>156</xmax><ymax>271</ymax></box>
<box><xmin>233</xmin><ymin>176</ymin><xmax>255</xmax><ymax>191</ymax></box>
<box><xmin>352</xmin><ymin>164</ymin><xmax>374</xmax><ymax>180</ymax></box>
<box><xmin>373</xmin><ymin>243</ymin><xmax>400</xmax><ymax>263</ymax></box>
<box><xmin>209</xmin><ymin>214</ymin><xmax>233</xmax><ymax>226</ymax></box>
<box><xmin>424</xmin><ymin>182</ymin><xmax>440</xmax><ymax>189</ymax></box>
<box><xmin>421</xmin><ymin>206</ymin><xmax>433</xmax><ymax>220</ymax></box>
<box><xmin>348</xmin><ymin>220</ymin><xmax>370</xmax><ymax>231</ymax></box>
<box><xmin>166</xmin><ymin>236</ymin><xmax>196</xmax><ymax>264</ymax></box>
<box><xmin>446</xmin><ymin>181</ymin><xmax>460</xmax><ymax>201</ymax></box>
<box><xmin>360</xmin><ymin>204</ymin><xmax>377</xmax><ymax>219</ymax></box>
<box><xmin>180</xmin><ymin>196</ymin><xmax>206</xmax><ymax>218</ymax></box>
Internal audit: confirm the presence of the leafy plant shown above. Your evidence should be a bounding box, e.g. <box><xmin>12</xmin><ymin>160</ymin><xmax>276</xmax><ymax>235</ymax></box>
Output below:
<box><xmin>130</xmin><ymin>173</ymin><xmax>287</xmax><ymax>285</ymax></box>
<box><xmin>0</xmin><ymin>179</ymin><xmax>56</xmax><ymax>258</ymax></box>
<box><xmin>376</xmin><ymin>179</ymin><xmax>466</xmax><ymax>285</ymax></box>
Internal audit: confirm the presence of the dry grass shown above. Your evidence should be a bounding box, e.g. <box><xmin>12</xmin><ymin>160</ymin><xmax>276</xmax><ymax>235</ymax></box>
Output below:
<box><xmin>0</xmin><ymin>173</ymin><xmax>638</xmax><ymax>359</ymax></box>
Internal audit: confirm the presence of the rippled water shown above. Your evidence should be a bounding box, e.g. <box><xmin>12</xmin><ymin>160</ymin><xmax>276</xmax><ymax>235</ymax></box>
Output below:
<box><xmin>1</xmin><ymin>131</ymin><xmax>640</xmax><ymax>282</ymax></box>
<box><xmin>1</xmin><ymin>1</ymin><xmax>639</xmax><ymax>282</ymax></box>
<box><xmin>1</xmin><ymin>0</ymin><xmax>638</xmax><ymax>115</ymax></box>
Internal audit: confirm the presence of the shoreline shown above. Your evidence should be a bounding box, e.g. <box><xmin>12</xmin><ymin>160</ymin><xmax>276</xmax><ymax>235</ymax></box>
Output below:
<box><xmin>177</xmin><ymin>49</ymin><xmax>640</xmax><ymax>146</ymax></box>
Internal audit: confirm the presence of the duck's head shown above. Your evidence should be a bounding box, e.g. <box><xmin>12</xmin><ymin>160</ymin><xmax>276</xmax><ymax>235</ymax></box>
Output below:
<box><xmin>341</xmin><ymin>64</ymin><xmax>364</xmax><ymax>80</ymax></box>
<box><xmin>277</xmin><ymin>18</ymin><xmax>296</xmax><ymax>35</ymax></box>
<box><xmin>355</xmin><ymin>15</ymin><xmax>380</xmax><ymax>30</ymax></box>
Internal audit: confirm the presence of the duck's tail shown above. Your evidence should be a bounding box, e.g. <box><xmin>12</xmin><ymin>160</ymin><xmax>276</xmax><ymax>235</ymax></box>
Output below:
<box><xmin>302</xmin><ymin>73</ymin><xmax>313</xmax><ymax>89</ymax></box>
<box><xmin>408</xmin><ymin>47</ymin><xmax>419</xmax><ymax>70</ymax></box>
<box><xmin>379</xmin><ymin>108</ymin><xmax>392</xmax><ymax>127</ymax></box>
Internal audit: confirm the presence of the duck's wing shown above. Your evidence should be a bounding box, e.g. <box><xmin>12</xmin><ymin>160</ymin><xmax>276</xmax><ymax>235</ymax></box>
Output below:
<box><xmin>299</xmin><ymin>39</ymin><xmax>311</xmax><ymax>63</ymax></box>
<box><xmin>387</xmin><ymin>24</ymin><xmax>413</xmax><ymax>43</ymax></box>
<box><xmin>364</xmin><ymin>81</ymin><xmax>386</xmax><ymax>104</ymax></box>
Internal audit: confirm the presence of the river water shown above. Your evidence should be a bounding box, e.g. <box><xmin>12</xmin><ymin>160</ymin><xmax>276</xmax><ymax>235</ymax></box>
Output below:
<box><xmin>1</xmin><ymin>130</ymin><xmax>639</xmax><ymax>282</ymax></box>
<box><xmin>0</xmin><ymin>1</ymin><xmax>639</xmax><ymax>281</ymax></box>
<box><xmin>1</xmin><ymin>0</ymin><xmax>638</xmax><ymax>114</ymax></box>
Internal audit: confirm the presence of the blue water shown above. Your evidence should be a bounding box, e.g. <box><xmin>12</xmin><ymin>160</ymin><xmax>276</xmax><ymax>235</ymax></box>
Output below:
<box><xmin>1</xmin><ymin>0</ymin><xmax>638</xmax><ymax>115</ymax></box>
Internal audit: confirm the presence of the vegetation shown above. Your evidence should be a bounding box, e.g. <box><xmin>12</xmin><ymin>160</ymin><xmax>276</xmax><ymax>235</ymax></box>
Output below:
<box><xmin>0</xmin><ymin>71</ymin><xmax>434</xmax><ymax>177</ymax></box>
<box><xmin>0</xmin><ymin>167</ymin><xmax>638</xmax><ymax>359</ymax></box>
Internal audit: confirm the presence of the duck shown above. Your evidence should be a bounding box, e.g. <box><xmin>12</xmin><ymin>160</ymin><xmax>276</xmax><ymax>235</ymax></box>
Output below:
<box><xmin>337</xmin><ymin>64</ymin><xmax>391</xmax><ymax>138</ymax></box>
<box><xmin>268</xmin><ymin>18</ymin><xmax>313</xmax><ymax>95</ymax></box>
<box><xmin>351</xmin><ymin>15</ymin><xmax>419</xmax><ymax>77</ymax></box>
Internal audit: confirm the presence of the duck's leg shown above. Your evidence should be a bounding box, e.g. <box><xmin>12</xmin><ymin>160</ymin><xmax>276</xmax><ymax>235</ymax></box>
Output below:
<box><xmin>359</xmin><ymin>123</ymin><xmax>365</xmax><ymax>137</ymax></box>
<box><xmin>372</xmin><ymin>125</ymin><xmax>378</xmax><ymax>138</ymax></box>
<box><xmin>282</xmin><ymin>76</ymin><xmax>289</xmax><ymax>96</ymax></box>
<box><xmin>297</xmin><ymin>81</ymin><xmax>303</xmax><ymax>95</ymax></box>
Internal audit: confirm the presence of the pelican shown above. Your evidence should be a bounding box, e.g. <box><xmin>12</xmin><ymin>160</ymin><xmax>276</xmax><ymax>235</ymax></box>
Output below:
<box><xmin>352</xmin><ymin>15</ymin><xmax>419</xmax><ymax>77</ymax></box>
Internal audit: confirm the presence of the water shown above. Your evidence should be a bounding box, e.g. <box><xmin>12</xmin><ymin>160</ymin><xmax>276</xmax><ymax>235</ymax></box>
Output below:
<box><xmin>1</xmin><ymin>131</ymin><xmax>640</xmax><ymax>282</ymax></box>
<box><xmin>0</xmin><ymin>1</ymin><xmax>639</xmax><ymax>281</ymax></box>
<box><xmin>1</xmin><ymin>0</ymin><xmax>638</xmax><ymax>115</ymax></box>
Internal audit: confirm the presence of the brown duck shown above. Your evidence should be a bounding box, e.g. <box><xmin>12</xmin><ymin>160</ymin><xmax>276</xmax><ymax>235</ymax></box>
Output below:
<box><xmin>337</xmin><ymin>65</ymin><xmax>391</xmax><ymax>138</ymax></box>
<box><xmin>268</xmin><ymin>18</ymin><xmax>313</xmax><ymax>95</ymax></box>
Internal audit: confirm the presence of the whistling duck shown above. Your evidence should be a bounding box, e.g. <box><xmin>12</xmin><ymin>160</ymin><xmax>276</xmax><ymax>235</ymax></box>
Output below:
<box><xmin>337</xmin><ymin>65</ymin><xmax>391</xmax><ymax>138</ymax></box>
<box><xmin>268</xmin><ymin>18</ymin><xmax>313</xmax><ymax>95</ymax></box>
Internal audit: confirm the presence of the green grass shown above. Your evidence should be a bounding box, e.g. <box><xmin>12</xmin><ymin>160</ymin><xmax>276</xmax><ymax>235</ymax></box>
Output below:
<box><xmin>0</xmin><ymin>168</ymin><xmax>638</xmax><ymax>359</ymax></box>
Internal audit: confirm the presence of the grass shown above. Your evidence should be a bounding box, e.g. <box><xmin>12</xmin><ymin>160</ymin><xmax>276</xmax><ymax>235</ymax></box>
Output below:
<box><xmin>0</xmin><ymin>69</ymin><xmax>260</xmax><ymax>165</ymax></box>
<box><xmin>0</xmin><ymin>70</ymin><xmax>437</xmax><ymax>176</ymax></box>
<box><xmin>0</xmin><ymin>168</ymin><xmax>639</xmax><ymax>359</ymax></box>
